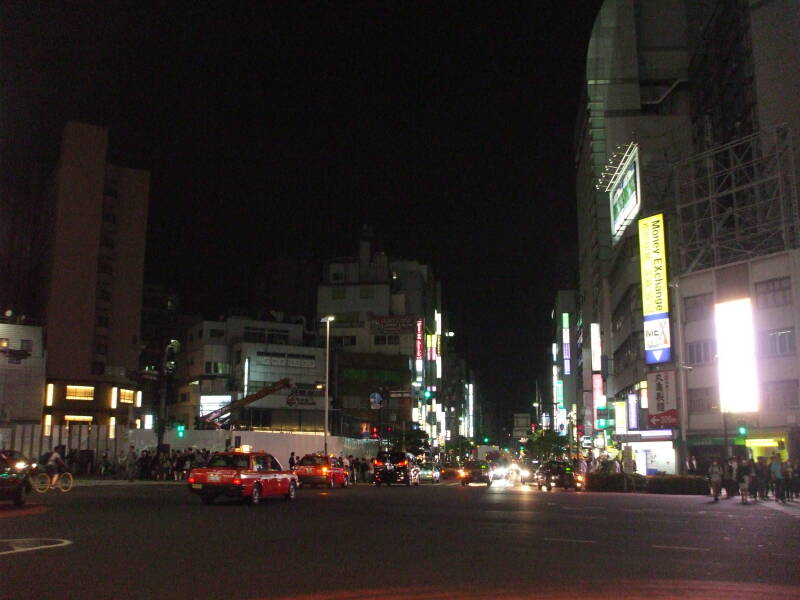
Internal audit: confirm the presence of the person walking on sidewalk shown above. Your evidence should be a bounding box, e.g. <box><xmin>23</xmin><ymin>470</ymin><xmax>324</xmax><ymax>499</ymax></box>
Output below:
<box><xmin>708</xmin><ymin>458</ymin><xmax>723</xmax><ymax>502</ymax></box>
<box><xmin>736</xmin><ymin>458</ymin><xmax>752</xmax><ymax>504</ymax></box>
<box><xmin>770</xmin><ymin>454</ymin><xmax>786</xmax><ymax>504</ymax></box>
<box><xmin>126</xmin><ymin>446</ymin><xmax>138</xmax><ymax>482</ymax></box>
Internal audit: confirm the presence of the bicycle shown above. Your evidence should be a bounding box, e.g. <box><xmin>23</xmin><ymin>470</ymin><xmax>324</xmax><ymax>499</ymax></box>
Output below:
<box><xmin>33</xmin><ymin>470</ymin><xmax>74</xmax><ymax>493</ymax></box>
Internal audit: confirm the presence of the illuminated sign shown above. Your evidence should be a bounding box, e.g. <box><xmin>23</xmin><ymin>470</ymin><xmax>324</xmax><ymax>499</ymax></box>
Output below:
<box><xmin>556</xmin><ymin>408</ymin><xmax>568</xmax><ymax>436</ymax></box>
<box><xmin>200</xmin><ymin>394</ymin><xmax>231</xmax><ymax>417</ymax></box>
<box><xmin>562</xmin><ymin>313</ymin><xmax>570</xmax><ymax>375</ymax></box>
<box><xmin>416</xmin><ymin>320</ymin><xmax>423</xmax><ymax>359</ymax></box>
<box><xmin>590</xmin><ymin>323</ymin><xmax>601</xmax><ymax>372</ymax></box>
<box><xmin>715</xmin><ymin>298</ymin><xmax>759</xmax><ymax>413</ymax></box>
<box><xmin>555</xmin><ymin>380</ymin><xmax>564</xmax><ymax>408</ymax></box>
<box><xmin>610</xmin><ymin>144</ymin><xmax>641</xmax><ymax>243</ymax></box>
<box><xmin>627</xmin><ymin>393</ymin><xmax>639</xmax><ymax>430</ymax></box>
<box><xmin>614</xmin><ymin>401</ymin><xmax>628</xmax><ymax>434</ymax></box>
<box><xmin>639</xmin><ymin>380</ymin><xmax>648</xmax><ymax>409</ymax></box>
<box><xmin>639</xmin><ymin>213</ymin><xmax>671</xmax><ymax>364</ymax></box>
<box><xmin>646</xmin><ymin>371</ymin><xmax>678</xmax><ymax>427</ymax></box>
<box><xmin>592</xmin><ymin>374</ymin><xmax>605</xmax><ymax>409</ymax></box>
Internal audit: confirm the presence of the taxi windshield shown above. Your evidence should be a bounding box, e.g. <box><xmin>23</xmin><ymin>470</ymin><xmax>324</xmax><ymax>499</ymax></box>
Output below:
<box><xmin>207</xmin><ymin>455</ymin><xmax>250</xmax><ymax>469</ymax></box>
<box><xmin>465</xmin><ymin>461</ymin><xmax>486</xmax><ymax>469</ymax></box>
<box><xmin>299</xmin><ymin>456</ymin><xmax>328</xmax><ymax>466</ymax></box>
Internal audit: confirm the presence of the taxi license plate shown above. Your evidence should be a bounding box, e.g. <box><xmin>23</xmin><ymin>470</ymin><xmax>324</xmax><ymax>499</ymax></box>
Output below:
<box><xmin>208</xmin><ymin>474</ymin><xmax>220</xmax><ymax>482</ymax></box>
<box><xmin>192</xmin><ymin>483</ymin><xmax>202</xmax><ymax>489</ymax></box>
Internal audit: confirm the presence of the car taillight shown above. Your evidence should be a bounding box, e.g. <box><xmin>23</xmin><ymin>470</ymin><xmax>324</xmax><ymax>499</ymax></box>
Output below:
<box><xmin>374</xmin><ymin>460</ymin><xmax>383</xmax><ymax>466</ymax></box>
<box><xmin>397</xmin><ymin>460</ymin><xmax>407</xmax><ymax>467</ymax></box>
<box><xmin>458</xmin><ymin>469</ymin><xmax>466</xmax><ymax>477</ymax></box>
<box><xmin>233</xmin><ymin>478</ymin><xmax>241</xmax><ymax>486</ymax></box>
<box><xmin>188</xmin><ymin>476</ymin><xmax>195</xmax><ymax>484</ymax></box>
<box><xmin>322</xmin><ymin>466</ymin><xmax>329</xmax><ymax>474</ymax></box>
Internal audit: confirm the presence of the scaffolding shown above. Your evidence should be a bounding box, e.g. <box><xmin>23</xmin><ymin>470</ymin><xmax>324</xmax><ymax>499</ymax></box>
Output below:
<box><xmin>674</xmin><ymin>125</ymin><xmax>799</xmax><ymax>274</ymax></box>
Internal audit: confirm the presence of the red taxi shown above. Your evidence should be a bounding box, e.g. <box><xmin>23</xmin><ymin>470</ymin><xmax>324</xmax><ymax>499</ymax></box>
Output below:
<box><xmin>295</xmin><ymin>453</ymin><xmax>349</xmax><ymax>488</ymax></box>
<box><xmin>188</xmin><ymin>450</ymin><xmax>298</xmax><ymax>505</ymax></box>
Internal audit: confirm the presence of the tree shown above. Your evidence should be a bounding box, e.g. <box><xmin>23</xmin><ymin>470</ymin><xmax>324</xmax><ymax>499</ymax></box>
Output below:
<box><xmin>445</xmin><ymin>435</ymin><xmax>472</xmax><ymax>460</ymax></box>
<box><xmin>523</xmin><ymin>429</ymin><xmax>568</xmax><ymax>462</ymax></box>
<box><xmin>387</xmin><ymin>427</ymin><xmax>429</xmax><ymax>456</ymax></box>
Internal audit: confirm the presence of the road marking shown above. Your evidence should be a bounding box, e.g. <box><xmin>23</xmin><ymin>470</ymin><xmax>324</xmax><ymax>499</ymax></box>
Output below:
<box><xmin>0</xmin><ymin>538</ymin><xmax>72</xmax><ymax>556</ymax></box>
<box><xmin>0</xmin><ymin>505</ymin><xmax>50</xmax><ymax>519</ymax></box>
<box><xmin>652</xmin><ymin>544</ymin><xmax>709</xmax><ymax>552</ymax></box>
<box><xmin>543</xmin><ymin>537</ymin><xmax>597</xmax><ymax>544</ymax></box>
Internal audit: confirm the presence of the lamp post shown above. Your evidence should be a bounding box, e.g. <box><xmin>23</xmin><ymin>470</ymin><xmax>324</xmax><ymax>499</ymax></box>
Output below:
<box><xmin>321</xmin><ymin>316</ymin><xmax>335</xmax><ymax>455</ymax></box>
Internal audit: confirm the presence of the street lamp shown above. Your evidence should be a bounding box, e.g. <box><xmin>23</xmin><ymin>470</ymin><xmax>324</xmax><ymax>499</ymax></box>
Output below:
<box><xmin>321</xmin><ymin>315</ymin><xmax>335</xmax><ymax>455</ymax></box>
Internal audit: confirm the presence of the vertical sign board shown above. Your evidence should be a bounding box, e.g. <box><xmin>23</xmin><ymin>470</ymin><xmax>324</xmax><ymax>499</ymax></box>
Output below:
<box><xmin>562</xmin><ymin>313</ymin><xmax>571</xmax><ymax>375</ymax></box>
<box><xmin>638</xmin><ymin>214</ymin><xmax>672</xmax><ymax>364</ymax></box>
<box><xmin>715</xmin><ymin>298</ymin><xmax>759</xmax><ymax>413</ymax></box>
<box><xmin>613</xmin><ymin>401</ymin><xmax>628</xmax><ymax>435</ymax></box>
<box><xmin>590</xmin><ymin>323</ymin><xmax>602</xmax><ymax>372</ymax></box>
<box><xmin>646</xmin><ymin>371</ymin><xmax>678</xmax><ymax>427</ymax></box>
<box><xmin>415</xmin><ymin>320</ymin><xmax>423</xmax><ymax>360</ymax></box>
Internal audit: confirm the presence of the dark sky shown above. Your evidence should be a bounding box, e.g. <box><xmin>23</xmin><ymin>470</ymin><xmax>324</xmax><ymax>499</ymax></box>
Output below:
<box><xmin>2</xmin><ymin>2</ymin><xmax>601</xmax><ymax>419</ymax></box>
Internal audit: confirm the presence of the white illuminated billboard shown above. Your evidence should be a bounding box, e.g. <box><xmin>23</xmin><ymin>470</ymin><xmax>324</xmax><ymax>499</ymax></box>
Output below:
<box><xmin>715</xmin><ymin>298</ymin><xmax>759</xmax><ymax>413</ymax></box>
<box><xmin>590</xmin><ymin>323</ymin><xmax>601</xmax><ymax>372</ymax></box>
<box><xmin>610</xmin><ymin>144</ymin><xmax>641</xmax><ymax>244</ymax></box>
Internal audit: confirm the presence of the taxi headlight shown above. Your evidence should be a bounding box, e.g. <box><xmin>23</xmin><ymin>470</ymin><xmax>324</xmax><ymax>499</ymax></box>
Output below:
<box><xmin>520</xmin><ymin>469</ymin><xmax>530</xmax><ymax>478</ymax></box>
<box><xmin>14</xmin><ymin>461</ymin><xmax>28</xmax><ymax>470</ymax></box>
<box><xmin>458</xmin><ymin>469</ymin><xmax>466</xmax><ymax>477</ymax></box>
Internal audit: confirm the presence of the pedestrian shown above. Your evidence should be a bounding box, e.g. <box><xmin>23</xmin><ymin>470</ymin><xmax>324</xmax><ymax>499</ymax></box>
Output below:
<box><xmin>756</xmin><ymin>456</ymin><xmax>769</xmax><ymax>500</ymax></box>
<box><xmin>347</xmin><ymin>455</ymin><xmax>355</xmax><ymax>482</ymax></box>
<box><xmin>790</xmin><ymin>459</ymin><xmax>800</xmax><ymax>501</ymax></box>
<box><xmin>708</xmin><ymin>458</ymin><xmax>723</xmax><ymax>502</ymax></box>
<box><xmin>736</xmin><ymin>458</ymin><xmax>751</xmax><ymax>504</ymax></box>
<box><xmin>723</xmin><ymin>457</ymin><xmax>737</xmax><ymax>499</ymax></box>
<box><xmin>685</xmin><ymin>455</ymin><xmax>698</xmax><ymax>475</ymax></box>
<box><xmin>770</xmin><ymin>454</ymin><xmax>786</xmax><ymax>504</ymax></box>
<box><xmin>288</xmin><ymin>451</ymin><xmax>297</xmax><ymax>470</ymax></box>
<box><xmin>126</xmin><ymin>445</ymin><xmax>138</xmax><ymax>482</ymax></box>
<box><xmin>359</xmin><ymin>457</ymin><xmax>368</xmax><ymax>483</ymax></box>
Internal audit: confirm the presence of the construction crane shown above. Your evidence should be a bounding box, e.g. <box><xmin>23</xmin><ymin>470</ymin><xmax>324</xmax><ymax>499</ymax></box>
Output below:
<box><xmin>198</xmin><ymin>378</ymin><xmax>293</xmax><ymax>429</ymax></box>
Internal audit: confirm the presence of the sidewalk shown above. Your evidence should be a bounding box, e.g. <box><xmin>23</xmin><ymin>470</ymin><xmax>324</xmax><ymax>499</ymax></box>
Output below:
<box><xmin>757</xmin><ymin>497</ymin><xmax>800</xmax><ymax>519</ymax></box>
<box><xmin>73</xmin><ymin>478</ymin><xmax>184</xmax><ymax>487</ymax></box>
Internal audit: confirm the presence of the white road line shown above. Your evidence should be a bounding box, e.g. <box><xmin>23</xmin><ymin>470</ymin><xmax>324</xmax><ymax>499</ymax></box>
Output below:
<box><xmin>652</xmin><ymin>544</ymin><xmax>709</xmax><ymax>552</ymax></box>
<box><xmin>543</xmin><ymin>538</ymin><xmax>597</xmax><ymax>544</ymax></box>
<box><xmin>0</xmin><ymin>538</ymin><xmax>73</xmax><ymax>556</ymax></box>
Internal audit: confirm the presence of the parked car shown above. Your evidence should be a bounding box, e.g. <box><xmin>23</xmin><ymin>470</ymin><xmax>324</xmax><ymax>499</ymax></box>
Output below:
<box><xmin>458</xmin><ymin>460</ymin><xmax>493</xmax><ymax>486</ymax></box>
<box><xmin>0</xmin><ymin>450</ymin><xmax>33</xmax><ymax>507</ymax></box>
<box><xmin>188</xmin><ymin>450</ymin><xmax>297</xmax><ymax>505</ymax></box>
<box><xmin>295</xmin><ymin>453</ymin><xmax>349</xmax><ymax>488</ymax></box>
<box><xmin>534</xmin><ymin>460</ymin><xmax>576</xmax><ymax>491</ymax></box>
<box><xmin>419</xmin><ymin>462</ymin><xmax>440</xmax><ymax>483</ymax></box>
<box><xmin>373</xmin><ymin>451</ymin><xmax>420</xmax><ymax>486</ymax></box>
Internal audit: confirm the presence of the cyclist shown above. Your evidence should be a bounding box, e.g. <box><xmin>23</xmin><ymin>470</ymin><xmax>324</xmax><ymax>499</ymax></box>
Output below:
<box><xmin>45</xmin><ymin>448</ymin><xmax>67</xmax><ymax>489</ymax></box>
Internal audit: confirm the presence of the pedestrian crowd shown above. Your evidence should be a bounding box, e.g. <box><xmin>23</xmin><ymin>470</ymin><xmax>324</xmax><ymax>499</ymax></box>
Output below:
<box><xmin>98</xmin><ymin>446</ymin><xmax>212</xmax><ymax>481</ymax></box>
<box><xmin>705</xmin><ymin>454</ymin><xmax>799</xmax><ymax>504</ymax></box>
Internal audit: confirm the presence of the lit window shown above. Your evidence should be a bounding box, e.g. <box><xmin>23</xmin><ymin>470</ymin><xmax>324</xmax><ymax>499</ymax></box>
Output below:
<box><xmin>64</xmin><ymin>415</ymin><xmax>93</xmax><ymax>423</ymax></box>
<box><xmin>66</xmin><ymin>385</ymin><xmax>94</xmax><ymax>401</ymax></box>
<box><xmin>0</xmin><ymin>338</ymin><xmax>8</xmax><ymax>349</ymax></box>
<box><xmin>688</xmin><ymin>387</ymin><xmax>718</xmax><ymax>412</ymax></box>
<box><xmin>44</xmin><ymin>414</ymin><xmax>52</xmax><ymax>436</ymax></box>
<box><xmin>109</xmin><ymin>417</ymin><xmax>116</xmax><ymax>438</ymax></box>
<box><xmin>119</xmin><ymin>389</ymin><xmax>135</xmax><ymax>404</ymax></box>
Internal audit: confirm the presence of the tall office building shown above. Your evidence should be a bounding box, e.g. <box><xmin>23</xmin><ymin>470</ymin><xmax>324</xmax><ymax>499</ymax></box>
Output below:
<box><xmin>42</xmin><ymin>122</ymin><xmax>150</xmax><ymax>427</ymax></box>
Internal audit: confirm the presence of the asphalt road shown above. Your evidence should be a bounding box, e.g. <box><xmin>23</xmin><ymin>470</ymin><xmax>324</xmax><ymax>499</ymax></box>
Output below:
<box><xmin>2</xmin><ymin>479</ymin><xmax>799</xmax><ymax>600</ymax></box>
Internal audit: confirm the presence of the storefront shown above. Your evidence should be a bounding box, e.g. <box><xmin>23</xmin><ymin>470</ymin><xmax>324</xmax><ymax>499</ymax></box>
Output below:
<box><xmin>616</xmin><ymin>430</ymin><xmax>677</xmax><ymax>475</ymax></box>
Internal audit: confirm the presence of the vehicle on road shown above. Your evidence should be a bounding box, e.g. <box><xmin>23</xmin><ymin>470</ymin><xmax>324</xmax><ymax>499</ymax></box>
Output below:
<box><xmin>489</xmin><ymin>459</ymin><xmax>510</xmax><ymax>480</ymax></box>
<box><xmin>517</xmin><ymin>461</ymin><xmax>537</xmax><ymax>485</ymax></box>
<box><xmin>439</xmin><ymin>463</ymin><xmax>459</xmax><ymax>480</ymax></box>
<box><xmin>534</xmin><ymin>460</ymin><xmax>576</xmax><ymax>491</ymax></box>
<box><xmin>295</xmin><ymin>453</ymin><xmax>349</xmax><ymax>488</ymax></box>
<box><xmin>373</xmin><ymin>451</ymin><xmax>420</xmax><ymax>486</ymax></box>
<box><xmin>419</xmin><ymin>462</ymin><xmax>440</xmax><ymax>483</ymax></box>
<box><xmin>188</xmin><ymin>450</ymin><xmax>297</xmax><ymax>505</ymax></box>
<box><xmin>0</xmin><ymin>450</ymin><xmax>33</xmax><ymax>506</ymax></box>
<box><xmin>458</xmin><ymin>460</ymin><xmax>493</xmax><ymax>486</ymax></box>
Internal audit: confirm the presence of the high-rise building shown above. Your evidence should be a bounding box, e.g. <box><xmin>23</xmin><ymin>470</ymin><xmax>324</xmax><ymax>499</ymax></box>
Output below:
<box><xmin>41</xmin><ymin>122</ymin><xmax>150</xmax><ymax>427</ymax></box>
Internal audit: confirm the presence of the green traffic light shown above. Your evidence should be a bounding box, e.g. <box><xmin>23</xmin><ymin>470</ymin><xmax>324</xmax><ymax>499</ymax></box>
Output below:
<box><xmin>423</xmin><ymin>390</ymin><xmax>432</xmax><ymax>399</ymax></box>
<box><xmin>482</xmin><ymin>437</ymin><xmax>489</xmax><ymax>443</ymax></box>
<box><xmin>737</xmin><ymin>426</ymin><xmax>747</xmax><ymax>435</ymax></box>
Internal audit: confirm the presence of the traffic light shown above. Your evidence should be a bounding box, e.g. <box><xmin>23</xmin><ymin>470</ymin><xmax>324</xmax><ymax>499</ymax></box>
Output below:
<box><xmin>371</xmin><ymin>427</ymin><xmax>379</xmax><ymax>439</ymax></box>
<box><xmin>423</xmin><ymin>389</ymin><xmax>432</xmax><ymax>399</ymax></box>
<box><xmin>482</xmin><ymin>436</ymin><xmax>490</xmax><ymax>444</ymax></box>
<box><xmin>596</xmin><ymin>419</ymin><xmax>607</xmax><ymax>430</ymax></box>
<box><xmin>737</xmin><ymin>423</ymin><xmax>748</xmax><ymax>436</ymax></box>
<box><xmin>577</xmin><ymin>424</ymin><xmax>585</xmax><ymax>438</ymax></box>
<box><xmin>176</xmin><ymin>424</ymin><xmax>186</xmax><ymax>438</ymax></box>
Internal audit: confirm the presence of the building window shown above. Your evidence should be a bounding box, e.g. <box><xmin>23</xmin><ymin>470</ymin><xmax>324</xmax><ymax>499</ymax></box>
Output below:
<box><xmin>330</xmin><ymin>268</ymin><xmax>344</xmax><ymax>282</ymax></box>
<box><xmin>95</xmin><ymin>343</ymin><xmax>108</xmax><ymax>355</ymax></box>
<box><xmin>755</xmin><ymin>277</ymin><xmax>791</xmax><ymax>309</ymax></box>
<box><xmin>332</xmin><ymin>335</ymin><xmax>356</xmax><ymax>347</ymax></box>
<box><xmin>209</xmin><ymin>328</ymin><xmax>225</xmax><ymax>338</ymax></box>
<box><xmin>686</xmin><ymin>340</ymin><xmax>716</xmax><ymax>365</ymax></box>
<box><xmin>331</xmin><ymin>287</ymin><xmax>346</xmax><ymax>300</ymax></box>
<box><xmin>100</xmin><ymin>236</ymin><xmax>115</xmax><ymax>249</ymax></box>
<box><xmin>688</xmin><ymin>387</ymin><xmax>718</xmax><ymax>412</ymax></box>
<box><xmin>374</xmin><ymin>335</ymin><xmax>399</xmax><ymax>346</ymax></box>
<box><xmin>763</xmin><ymin>380</ymin><xmax>800</xmax><ymax>409</ymax></box>
<box><xmin>66</xmin><ymin>385</ymin><xmax>95</xmax><ymax>401</ymax></box>
<box><xmin>360</xmin><ymin>286</ymin><xmax>373</xmax><ymax>299</ymax></box>
<box><xmin>374</xmin><ymin>335</ymin><xmax>386</xmax><ymax>345</ymax></box>
<box><xmin>760</xmin><ymin>328</ymin><xmax>795</xmax><ymax>357</ymax></box>
<box><xmin>197</xmin><ymin>328</ymin><xmax>203</xmax><ymax>339</ymax></box>
<box><xmin>20</xmin><ymin>339</ymin><xmax>33</xmax><ymax>352</ymax></box>
<box><xmin>64</xmin><ymin>415</ymin><xmax>93</xmax><ymax>423</ymax></box>
<box><xmin>119</xmin><ymin>389</ymin><xmax>135</xmax><ymax>404</ymax></box>
<box><xmin>684</xmin><ymin>293</ymin><xmax>713</xmax><ymax>322</ymax></box>
<box><xmin>96</xmin><ymin>314</ymin><xmax>110</xmax><ymax>328</ymax></box>
<box><xmin>205</xmin><ymin>361</ymin><xmax>212</xmax><ymax>374</ymax></box>
<box><xmin>267</xmin><ymin>331</ymin><xmax>289</xmax><ymax>344</ymax></box>
<box><xmin>244</xmin><ymin>327</ymin><xmax>266</xmax><ymax>343</ymax></box>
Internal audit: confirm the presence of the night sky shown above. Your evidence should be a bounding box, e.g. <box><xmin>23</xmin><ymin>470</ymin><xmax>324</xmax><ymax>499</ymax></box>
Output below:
<box><xmin>2</xmin><ymin>2</ymin><xmax>601</xmax><ymax>420</ymax></box>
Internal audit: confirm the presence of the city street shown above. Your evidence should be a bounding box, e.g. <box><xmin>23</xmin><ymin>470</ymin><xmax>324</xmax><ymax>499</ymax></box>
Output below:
<box><xmin>2</xmin><ymin>480</ymin><xmax>799</xmax><ymax>600</ymax></box>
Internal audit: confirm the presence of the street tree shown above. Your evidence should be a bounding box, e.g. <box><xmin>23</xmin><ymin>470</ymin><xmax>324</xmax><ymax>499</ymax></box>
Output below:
<box><xmin>523</xmin><ymin>429</ymin><xmax>568</xmax><ymax>462</ymax></box>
